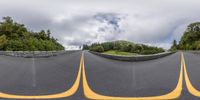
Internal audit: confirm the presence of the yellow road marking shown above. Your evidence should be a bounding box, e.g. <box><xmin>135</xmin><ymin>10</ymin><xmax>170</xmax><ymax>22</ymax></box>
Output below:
<box><xmin>82</xmin><ymin>52</ymin><xmax>183</xmax><ymax>100</ymax></box>
<box><xmin>0</xmin><ymin>53</ymin><xmax>83</xmax><ymax>99</ymax></box>
<box><xmin>182</xmin><ymin>52</ymin><xmax>200</xmax><ymax>97</ymax></box>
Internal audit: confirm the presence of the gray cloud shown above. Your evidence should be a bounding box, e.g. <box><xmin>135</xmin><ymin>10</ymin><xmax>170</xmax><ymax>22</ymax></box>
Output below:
<box><xmin>0</xmin><ymin>0</ymin><xmax>200</xmax><ymax>49</ymax></box>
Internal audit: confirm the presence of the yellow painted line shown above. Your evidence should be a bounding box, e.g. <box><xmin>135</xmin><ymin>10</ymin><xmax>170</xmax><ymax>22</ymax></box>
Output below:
<box><xmin>182</xmin><ymin>52</ymin><xmax>200</xmax><ymax>97</ymax></box>
<box><xmin>82</xmin><ymin>52</ymin><xmax>183</xmax><ymax>100</ymax></box>
<box><xmin>0</xmin><ymin>53</ymin><xmax>83</xmax><ymax>99</ymax></box>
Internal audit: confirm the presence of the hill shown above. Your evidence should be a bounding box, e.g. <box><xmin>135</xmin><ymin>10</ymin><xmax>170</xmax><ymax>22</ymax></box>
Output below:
<box><xmin>0</xmin><ymin>16</ymin><xmax>64</xmax><ymax>51</ymax></box>
<box><xmin>171</xmin><ymin>22</ymin><xmax>200</xmax><ymax>50</ymax></box>
<box><xmin>83</xmin><ymin>40</ymin><xmax>165</xmax><ymax>55</ymax></box>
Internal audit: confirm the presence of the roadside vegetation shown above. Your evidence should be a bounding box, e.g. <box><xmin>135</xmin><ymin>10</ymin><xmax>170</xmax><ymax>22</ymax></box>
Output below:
<box><xmin>0</xmin><ymin>16</ymin><xmax>64</xmax><ymax>51</ymax></box>
<box><xmin>83</xmin><ymin>40</ymin><xmax>165</xmax><ymax>55</ymax></box>
<box><xmin>170</xmin><ymin>22</ymin><xmax>200</xmax><ymax>51</ymax></box>
<box><xmin>103</xmin><ymin>50</ymin><xmax>137</xmax><ymax>56</ymax></box>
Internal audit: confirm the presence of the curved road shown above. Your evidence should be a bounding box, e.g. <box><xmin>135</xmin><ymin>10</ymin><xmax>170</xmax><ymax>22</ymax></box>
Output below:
<box><xmin>0</xmin><ymin>51</ymin><xmax>200</xmax><ymax>100</ymax></box>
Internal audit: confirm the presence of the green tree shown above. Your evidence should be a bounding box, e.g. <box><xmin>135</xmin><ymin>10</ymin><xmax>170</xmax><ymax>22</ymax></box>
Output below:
<box><xmin>0</xmin><ymin>35</ymin><xmax>8</xmax><ymax>50</ymax></box>
<box><xmin>39</xmin><ymin>30</ymin><xmax>47</xmax><ymax>40</ymax></box>
<box><xmin>89</xmin><ymin>45</ymin><xmax>104</xmax><ymax>52</ymax></box>
<box><xmin>194</xmin><ymin>41</ymin><xmax>200</xmax><ymax>50</ymax></box>
<box><xmin>170</xmin><ymin>40</ymin><xmax>178</xmax><ymax>51</ymax></box>
<box><xmin>47</xmin><ymin>29</ymin><xmax>51</xmax><ymax>40</ymax></box>
<box><xmin>6</xmin><ymin>39</ymin><xmax>24</xmax><ymax>51</ymax></box>
<box><xmin>178</xmin><ymin>22</ymin><xmax>200</xmax><ymax>50</ymax></box>
<box><xmin>82</xmin><ymin>44</ymin><xmax>89</xmax><ymax>50</ymax></box>
<box><xmin>0</xmin><ymin>16</ymin><xmax>65</xmax><ymax>51</ymax></box>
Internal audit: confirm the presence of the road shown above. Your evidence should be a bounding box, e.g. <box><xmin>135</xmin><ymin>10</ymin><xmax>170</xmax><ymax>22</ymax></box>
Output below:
<box><xmin>0</xmin><ymin>51</ymin><xmax>200</xmax><ymax>100</ymax></box>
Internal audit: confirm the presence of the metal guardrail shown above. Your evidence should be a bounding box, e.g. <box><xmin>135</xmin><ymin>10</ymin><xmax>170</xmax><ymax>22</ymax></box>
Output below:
<box><xmin>89</xmin><ymin>51</ymin><xmax>175</xmax><ymax>61</ymax></box>
<box><xmin>0</xmin><ymin>50</ymin><xmax>80</xmax><ymax>58</ymax></box>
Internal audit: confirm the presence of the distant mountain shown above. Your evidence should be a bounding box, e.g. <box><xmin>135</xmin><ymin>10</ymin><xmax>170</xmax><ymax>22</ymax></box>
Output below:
<box><xmin>0</xmin><ymin>16</ymin><xmax>64</xmax><ymax>51</ymax></box>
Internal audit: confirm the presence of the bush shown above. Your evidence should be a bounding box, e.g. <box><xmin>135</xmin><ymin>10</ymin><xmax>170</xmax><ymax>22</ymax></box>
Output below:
<box><xmin>194</xmin><ymin>41</ymin><xmax>200</xmax><ymax>50</ymax></box>
<box><xmin>6</xmin><ymin>39</ymin><xmax>24</xmax><ymax>51</ymax></box>
<box><xmin>0</xmin><ymin>35</ymin><xmax>8</xmax><ymax>50</ymax></box>
<box><xmin>140</xmin><ymin>49</ymin><xmax>164</xmax><ymax>55</ymax></box>
<box><xmin>89</xmin><ymin>45</ymin><xmax>104</xmax><ymax>52</ymax></box>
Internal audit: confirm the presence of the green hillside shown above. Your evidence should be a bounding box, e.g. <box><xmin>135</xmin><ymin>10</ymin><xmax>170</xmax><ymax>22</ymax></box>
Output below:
<box><xmin>171</xmin><ymin>22</ymin><xmax>200</xmax><ymax>50</ymax></box>
<box><xmin>0</xmin><ymin>16</ymin><xmax>64</xmax><ymax>51</ymax></box>
<box><xmin>83</xmin><ymin>40</ymin><xmax>165</xmax><ymax>55</ymax></box>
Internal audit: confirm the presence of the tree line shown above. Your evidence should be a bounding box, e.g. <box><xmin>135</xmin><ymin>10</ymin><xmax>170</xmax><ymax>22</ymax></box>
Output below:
<box><xmin>0</xmin><ymin>16</ymin><xmax>64</xmax><ymax>51</ymax></box>
<box><xmin>170</xmin><ymin>22</ymin><xmax>200</xmax><ymax>50</ymax></box>
<box><xmin>83</xmin><ymin>40</ymin><xmax>165</xmax><ymax>54</ymax></box>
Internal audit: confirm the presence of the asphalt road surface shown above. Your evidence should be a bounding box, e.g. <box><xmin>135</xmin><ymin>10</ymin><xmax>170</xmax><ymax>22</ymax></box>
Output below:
<box><xmin>0</xmin><ymin>51</ymin><xmax>200</xmax><ymax>100</ymax></box>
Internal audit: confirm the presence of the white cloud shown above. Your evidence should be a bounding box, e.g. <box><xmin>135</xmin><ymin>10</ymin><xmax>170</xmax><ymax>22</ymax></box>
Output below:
<box><xmin>0</xmin><ymin>0</ymin><xmax>200</xmax><ymax>49</ymax></box>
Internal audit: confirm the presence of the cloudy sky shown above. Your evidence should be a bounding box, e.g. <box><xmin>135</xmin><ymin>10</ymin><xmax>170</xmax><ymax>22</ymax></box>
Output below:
<box><xmin>0</xmin><ymin>0</ymin><xmax>200</xmax><ymax>49</ymax></box>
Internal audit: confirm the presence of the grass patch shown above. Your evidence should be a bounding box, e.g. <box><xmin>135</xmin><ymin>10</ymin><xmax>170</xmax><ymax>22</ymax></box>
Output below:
<box><xmin>102</xmin><ymin>50</ymin><xmax>137</xmax><ymax>56</ymax></box>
